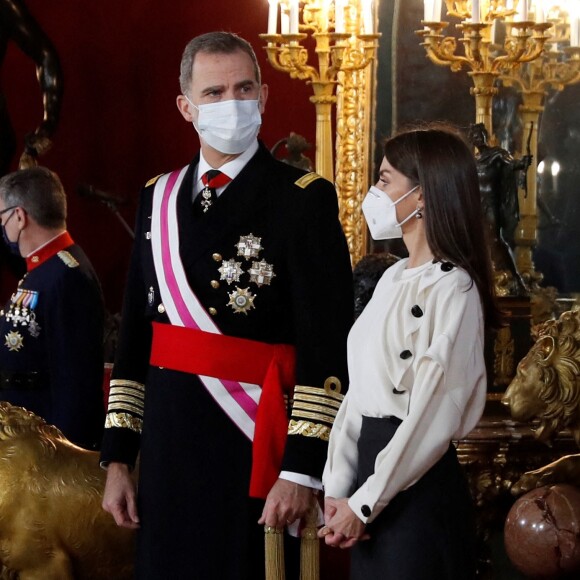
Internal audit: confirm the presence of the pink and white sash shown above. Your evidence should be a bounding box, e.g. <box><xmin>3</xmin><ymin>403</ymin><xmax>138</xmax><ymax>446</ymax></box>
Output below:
<box><xmin>150</xmin><ymin>167</ymin><xmax>261</xmax><ymax>441</ymax></box>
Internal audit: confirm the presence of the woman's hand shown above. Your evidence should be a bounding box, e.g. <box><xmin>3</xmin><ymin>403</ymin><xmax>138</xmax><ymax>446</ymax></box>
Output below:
<box><xmin>318</xmin><ymin>497</ymin><xmax>369</xmax><ymax>549</ymax></box>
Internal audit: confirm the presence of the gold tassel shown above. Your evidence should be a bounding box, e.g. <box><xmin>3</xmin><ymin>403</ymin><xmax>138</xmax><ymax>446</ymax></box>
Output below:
<box><xmin>300</xmin><ymin>500</ymin><xmax>320</xmax><ymax>580</ymax></box>
<box><xmin>265</xmin><ymin>526</ymin><xmax>285</xmax><ymax>580</ymax></box>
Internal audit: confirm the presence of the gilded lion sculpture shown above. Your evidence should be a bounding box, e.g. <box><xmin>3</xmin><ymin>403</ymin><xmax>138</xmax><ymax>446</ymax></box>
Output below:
<box><xmin>502</xmin><ymin>309</ymin><xmax>580</xmax><ymax>494</ymax></box>
<box><xmin>0</xmin><ymin>402</ymin><xmax>134</xmax><ymax>579</ymax></box>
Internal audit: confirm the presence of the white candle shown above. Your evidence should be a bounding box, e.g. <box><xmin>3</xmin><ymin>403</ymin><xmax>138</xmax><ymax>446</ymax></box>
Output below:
<box><xmin>569</xmin><ymin>2</ymin><xmax>580</xmax><ymax>47</ymax></box>
<box><xmin>424</xmin><ymin>0</ymin><xmax>443</xmax><ymax>22</ymax></box>
<box><xmin>362</xmin><ymin>0</ymin><xmax>373</xmax><ymax>34</ymax></box>
<box><xmin>472</xmin><ymin>0</ymin><xmax>480</xmax><ymax>23</ymax></box>
<box><xmin>571</xmin><ymin>18</ymin><xmax>580</xmax><ymax>47</ymax></box>
<box><xmin>281</xmin><ymin>9</ymin><xmax>290</xmax><ymax>34</ymax></box>
<box><xmin>289</xmin><ymin>0</ymin><xmax>299</xmax><ymax>34</ymax></box>
<box><xmin>424</xmin><ymin>0</ymin><xmax>433</xmax><ymax>21</ymax></box>
<box><xmin>268</xmin><ymin>0</ymin><xmax>279</xmax><ymax>34</ymax></box>
<box><xmin>515</xmin><ymin>0</ymin><xmax>528</xmax><ymax>21</ymax></box>
<box><xmin>335</xmin><ymin>0</ymin><xmax>346</xmax><ymax>33</ymax></box>
<box><xmin>534</xmin><ymin>0</ymin><xmax>545</xmax><ymax>23</ymax></box>
<box><xmin>433</xmin><ymin>0</ymin><xmax>442</xmax><ymax>22</ymax></box>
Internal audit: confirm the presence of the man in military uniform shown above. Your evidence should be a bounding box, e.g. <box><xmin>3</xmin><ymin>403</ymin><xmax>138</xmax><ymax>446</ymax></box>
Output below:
<box><xmin>100</xmin><ymin>32</ymin><xmax>353</xmax><ymax>579</ymax></box>
<box><xmin>0</xmin><ymin>167</ymin><xmax>105</xmax><ymax>449</ymax></box>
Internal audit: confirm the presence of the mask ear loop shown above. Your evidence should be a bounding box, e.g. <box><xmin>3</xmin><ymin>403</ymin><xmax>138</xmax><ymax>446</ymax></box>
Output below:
<box><xmin>184</xmin><ymin>95</ymin><xmax>199</xmax><ymax>111</ymax></box>
<box><xmin>394</xmin><ymin>185</ymin><xmax>421</xmax><ymax>227</ymax></box>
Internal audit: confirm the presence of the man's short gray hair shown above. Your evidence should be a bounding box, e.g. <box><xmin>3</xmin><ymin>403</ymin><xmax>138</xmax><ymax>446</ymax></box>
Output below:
<box><xmin>179</xmin><ymin>31</ymin><xmax>261</xmax><ymax>95</ymax></box>
<box><xmin>0</xmin><ymin>166</ymin><xmax>67</xmax><ymax>229</ymax></box>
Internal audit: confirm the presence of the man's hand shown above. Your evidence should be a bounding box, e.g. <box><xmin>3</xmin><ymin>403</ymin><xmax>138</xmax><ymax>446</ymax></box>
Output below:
<box><xmin>318</xmin><ymin>497</ymin><xmax>368</xmax><ymax>549</ymax></box>
<box><xmin>258</xmin><ymin>478</ymin><xmax>314</xmax><ymax>529</ymax></box>
<box><xmin>102</xmin><ymin>462</ymin><xmax>140</xmax><ymax>529</ymax></box>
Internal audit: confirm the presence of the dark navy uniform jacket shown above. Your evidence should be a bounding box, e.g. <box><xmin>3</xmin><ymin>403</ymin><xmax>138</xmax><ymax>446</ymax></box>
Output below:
<box><xmin>100</xmin><ymin>143</ymin><xmax>354</xmax><ymax>579</ymax></box>
<box><xmin>0</xmin><ymin>232</ymin><xmax>105</xmax><ymax>449</ymax></box>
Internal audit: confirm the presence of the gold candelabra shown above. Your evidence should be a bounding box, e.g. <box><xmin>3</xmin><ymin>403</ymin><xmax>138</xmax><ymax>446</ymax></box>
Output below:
<box><xmin>261</xmin><ymin>0</ymin><xmax>380</xmax><ymax>264</ymax></box>
<box><xmin>417</xmin><ymin>0</ymin><xmax>552</xmax><ymax>137</ymax></box>
<box><xmin>500</xmin><ymin>4</ymin><xmax>580</xmax><ymax>286</ymax></box>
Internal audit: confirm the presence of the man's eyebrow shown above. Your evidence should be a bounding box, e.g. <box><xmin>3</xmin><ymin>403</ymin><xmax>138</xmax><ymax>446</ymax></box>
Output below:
<box><xmin>200</xmin><ymin>79</ymin><xmax>256</xmax><ymax>95</ymax></box>
<box><xmin>234</xmin><ymin>79</ymin><xmax>258</xmax><ymax>88</ymax></box>
<box><xmin>201</xmin><ymin>84</ymin><xmax>225</xmax><ymax>95</ymax></box>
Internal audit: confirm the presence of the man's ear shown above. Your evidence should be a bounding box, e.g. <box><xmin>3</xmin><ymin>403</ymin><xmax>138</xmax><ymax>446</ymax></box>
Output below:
<box><xmin>258</xmin><ymin>84</ymin><xmax>269</xmax><ymax>114</ymax></box>
<box><xmin>14</xmin><ymin>207</ymin><xmax>28</xmax><ymax>230</ymax></box>
<box><xmin>176</xmin><ymin>95</ymin><xmax>195</xmax><ymax>123</ymax></box>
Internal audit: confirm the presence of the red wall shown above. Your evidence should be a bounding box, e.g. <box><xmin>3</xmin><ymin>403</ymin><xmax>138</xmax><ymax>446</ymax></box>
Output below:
<box><xmin>1</xmin><ymin>0</ymin><xmax>317</xmax><ymax>311</ymax></box>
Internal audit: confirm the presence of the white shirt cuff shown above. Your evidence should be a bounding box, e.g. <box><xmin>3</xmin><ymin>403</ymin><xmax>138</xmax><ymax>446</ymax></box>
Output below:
<box><xmin>279</xmin><ymin>470</ymin><xmax>323</xmax><ymax>490</ymax></box>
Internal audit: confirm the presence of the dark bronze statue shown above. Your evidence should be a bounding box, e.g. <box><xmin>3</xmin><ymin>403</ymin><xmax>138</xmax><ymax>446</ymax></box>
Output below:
<box><xmin>0</xmin><ymin>0</ymin><xmax>63</xmax><ymax>282</ymax></box>
<box><xmin>0</xmin><ymin>0</ymin><xmax>63</xmax><ymax>173</ymax></box>
<box><xmin>468</xmin><ymin>123</ymin><xmax>531</xmax><ymax>297</ymax></box>
<box><xmin>353</xmin><ymin>252</ymin><xmax>400</xmax><ymax>319</ymax></box>
<box><xmin>271</xmin><ymin>132</ymin><xmax>314</xmax><ymax>172</ymax></box>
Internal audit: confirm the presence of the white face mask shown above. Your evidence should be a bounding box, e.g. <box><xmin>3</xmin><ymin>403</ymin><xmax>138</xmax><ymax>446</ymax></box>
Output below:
<box><xmin>362</xmin><ymin>184</ymin><xmax>420</xmax><ymax>240</ymax></box>
<box><xmin>186</xmin><ymin>97</ymin><xmax>262</xmax><ymax>155</ymax></box>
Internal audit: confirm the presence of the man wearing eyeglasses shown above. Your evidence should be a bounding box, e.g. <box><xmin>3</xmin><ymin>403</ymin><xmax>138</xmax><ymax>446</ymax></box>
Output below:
<box><xmin>0</xmin><ymin>166</ymin><xmax>105</xmax><ymax>449</ymax></box>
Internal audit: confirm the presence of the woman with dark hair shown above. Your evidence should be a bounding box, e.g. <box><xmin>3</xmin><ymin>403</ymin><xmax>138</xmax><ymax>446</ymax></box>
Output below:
<box><xmin>320</xmin><ymin>125</ymin><xmax>498</xmax><ymax>579</ymax></box>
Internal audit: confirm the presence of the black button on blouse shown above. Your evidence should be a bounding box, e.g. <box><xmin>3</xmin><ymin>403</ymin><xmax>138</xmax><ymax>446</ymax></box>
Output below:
<box><xmin>411</xmin><ymin>305</ymin><xmax>423</xmax><ymax>317</ymax></box>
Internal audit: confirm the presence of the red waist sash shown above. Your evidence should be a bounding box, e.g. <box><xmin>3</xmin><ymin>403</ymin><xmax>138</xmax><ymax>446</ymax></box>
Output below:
<box><xmin>150</xmin><ymin>321</ymin><xmax>296</xmax><ymax>499</ymax></box>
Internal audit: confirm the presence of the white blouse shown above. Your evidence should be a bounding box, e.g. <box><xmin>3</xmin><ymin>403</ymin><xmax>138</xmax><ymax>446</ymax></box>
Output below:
<box><xmin>322</xmin><ymin>258</ymin><xmax>486</xmax><ymax>524</ymax></box>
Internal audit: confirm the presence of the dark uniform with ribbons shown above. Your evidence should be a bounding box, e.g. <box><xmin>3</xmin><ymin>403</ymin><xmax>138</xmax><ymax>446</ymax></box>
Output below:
<box><xmin>0</xmin><ymin>231</ymin><xmax>105</xmax><ymax>449</ymax></box>
<box><xmin>100</xmin><ymin>142</ymin><xmax>353</xmax><ymax>579</ymax></box>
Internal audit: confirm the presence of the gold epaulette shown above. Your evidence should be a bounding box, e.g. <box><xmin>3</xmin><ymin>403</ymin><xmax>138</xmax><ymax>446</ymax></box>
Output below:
<box><xmin>294</xmin><ymin>172</ymin><xmax>322</xmax><ymax>189</ymax></box>
<box><xmin>145</xmin><ymin>174</ymin><xmax>162</xmax><ymax>187</ymax></box>
<box><xmin>105</xmin><ymin>379</ymin><xmax>145</xmax><ymax>434</ymax></box>
<box><xmin>288</xmin><ymin>377</ymin><xmax>344</xmax><ymax>441</ymax></box>
<box><xmin>57</xmin><ymin>251</ymin><xmax>79</xmax><ymax>268</ymax></box>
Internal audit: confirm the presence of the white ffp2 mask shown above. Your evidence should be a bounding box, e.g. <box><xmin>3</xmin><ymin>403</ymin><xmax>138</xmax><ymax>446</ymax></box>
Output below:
<box><xmin>362</xmin><ymin>184</ymin><xmax>420</xmax><ymax>240</ymax></box>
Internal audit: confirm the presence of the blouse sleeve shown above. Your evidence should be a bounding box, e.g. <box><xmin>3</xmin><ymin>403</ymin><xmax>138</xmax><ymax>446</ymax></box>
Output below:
<box><xmin>322</xmin><ymin>392</ymin><xmax>363</xmax><ymax>498</ymax></box>
<box><xmin>347</xmin><ymin>280</ymin><xmax>486</xmax><ymax>524</ymax></box>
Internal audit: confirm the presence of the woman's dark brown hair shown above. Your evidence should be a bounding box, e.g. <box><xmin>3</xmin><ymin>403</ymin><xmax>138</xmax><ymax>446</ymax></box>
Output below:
<box><xmin>383</xmin><ymin>123</ymin><xmax>500</xmax><ymax>329</ymax></box>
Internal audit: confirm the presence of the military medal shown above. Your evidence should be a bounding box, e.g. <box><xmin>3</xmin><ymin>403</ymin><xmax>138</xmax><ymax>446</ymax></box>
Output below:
<box><xmin>200</xmin><ymin>186</ymin><xmax>214</xmax><ymax>213</ymax></box>
<box><xmin>235</xmin><ymin>234</ymin><xmax>262</xmax><ymax>260</ymax></box>
<box><xmin>4</xmin><ymin>330</ymin><xmax>24</xmax><ymax>352</ymax></box>
<box><xmin>148</xmin><ymin>286</ymin><xmax>155</xmax><ymax>306</ymax></box>
<box><xmin>5</xmin><ymin>289</ymin><xmax>39</xmax><ymax>328</ymax></box>
<box><xmin>218</xmin><ymin>234</ymin><xmax>276</xmax><ymax>312</ymax></box>
<box><xmin>28</xmin><ymin>314</ymin><xmax>41</xmax><ymax>338</ymax></box>
<box><xmin>218</xmin><ymin>259</ymin><xmax>244</xmax><ymax>285</ymax></box>
<box><xmin>248</xmin><ymin>260</ymin><xmax>275</xmax><ymax>287</ymax></box>
<box><xmin>227</xmin><ymin>287</ymin><xmax>255</xmax><ymax>314</ymax></box>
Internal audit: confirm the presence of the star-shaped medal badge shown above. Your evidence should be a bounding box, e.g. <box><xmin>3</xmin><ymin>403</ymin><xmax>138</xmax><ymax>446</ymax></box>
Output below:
<box><xmin>218</xmin><ymin>259</ymin><xmax>244</xmax><ymax>285</ymax></box>
<box><xmin>4</xmin><ymin>330</ymin><xmax>24</xmax><ymax>352</ymax></box>
<box><xmin>227</xmin><ymin>287</ymin><xmax>256</xmax><ymax>315</ymax></box>
<box><xmin>235</xmin><ymin>234</ymin><xmax>262</xmax><ymax>260</ymax></box>
<box><xmin>248</xmin><ymin>260</ymin><xmax>276</xmax><ymax>287</ymax></box>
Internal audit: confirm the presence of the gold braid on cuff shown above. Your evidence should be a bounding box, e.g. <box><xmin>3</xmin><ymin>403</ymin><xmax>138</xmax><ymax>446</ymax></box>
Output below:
<box><xmin>104</xmin><ymin>412</ymin><xmax>143</xmax><ymax>433</ymax></box>
<box><xmin>288</xmin><ymin>377</ymin><xmax>344</xmax><ymax>440</ymax></box>
<box><xmin>105</xmin><ymin>379</ymin><xmax>145</xmax><ymax>433</ymax></box>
